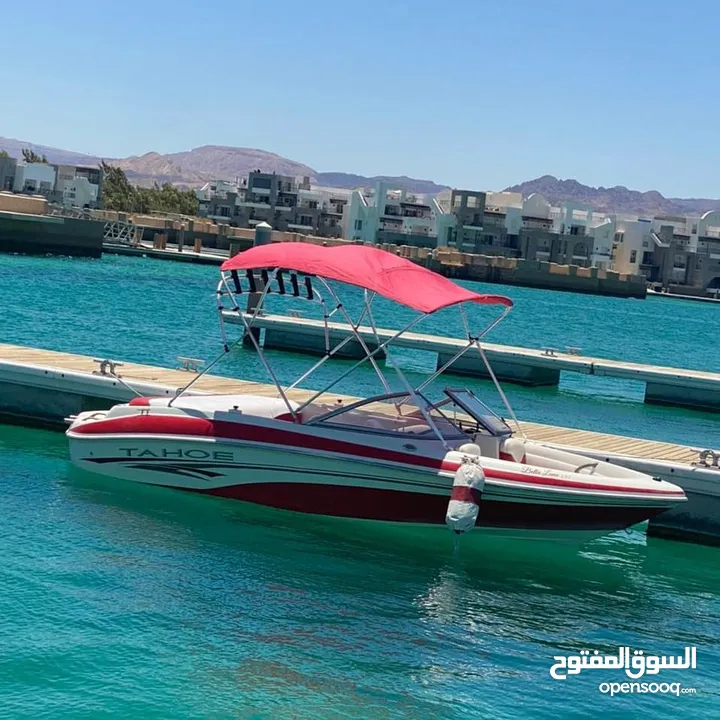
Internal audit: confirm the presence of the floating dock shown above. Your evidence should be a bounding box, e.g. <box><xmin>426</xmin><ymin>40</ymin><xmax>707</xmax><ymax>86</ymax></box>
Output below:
<box><xmin>223</xmin><ymin>312</ymin><xmax>720</xmax><ymax>412</ymax></box>
<box><xmin>103</xmin><ymin>242</ymin><xmax>229</xmax><ymax>266</ymax></box>
<box><xmin>0</xmin><ymin>342</ymin><xmax>718</xmax><ymax>545</ymax></box>
<box><xmin>647</xmin><ymin>288</ymin><xmax>720</xmax><ymax>305</ymax></box>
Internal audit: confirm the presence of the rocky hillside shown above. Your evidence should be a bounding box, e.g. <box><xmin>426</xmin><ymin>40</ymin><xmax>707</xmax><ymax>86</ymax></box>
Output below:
<box><xmin>3</xmin><ymin>135</ymin><xmax>720</xmax><ymax>214</ymax></box>
<box><xmin>505</xmin><ymin>175</ymin><xmax>720</xmax><ymax>216</ymax></box>
<box><xmin>0</xmin><ymin>137</ymin><xmax>445</xmax><ymax>193</ymax></box>
<box><xmin>314</xmin><ymin>172</ymin><xmax>448</xmax><ymax>194</ymax></box>
<box><xmin>114</xmin><ymin>146</ymin><xmax>316</xmax><ymax>187</ymax></box>
<box><xmin>0</xmin><ymin>136</ymin><xmax>99</xmax><ymax>167</ymax></box>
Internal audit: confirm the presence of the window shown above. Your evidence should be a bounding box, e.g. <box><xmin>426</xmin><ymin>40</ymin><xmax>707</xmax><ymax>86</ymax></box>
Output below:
<box><xmin>307</xmin><ymin>200</ymin><xmax>318</xmax><ymax>209</ymax></box>
<box><xmin>300</xmin><ymin>215</ymin><xmax>313</xmax><ymax>226</ymax></box>
<box><xmin>614</xmin><ymin>232</ymin><xmax>624</xmax><ymax>243</ymax></box>
<box><xmin>483</xmin><ymin>234</ymin><xmax>494</xmax><ymax>245</ymax></box>
<box><xmin>220</xmin><ymin>207</ymin><xmax>230</xmax><ymax>217</ymax></box>
<box><xmin>354</xmin><ymin>219</ymin><xmax>363</xmax><ymax>231</ymax></box>
<box><xmin>251</xmin><ymin>177</ymin><xmax>272</xmax><ymax>189</ymax></box>
<box><xmin>466</xmin><ymin>195</ymin><xmax>479</xmax><ymax>209</ymax></box>
<box><xmin>630</xmin><ymin>250</ymin><xmax>637</xmax><ymax>263</ymax></box>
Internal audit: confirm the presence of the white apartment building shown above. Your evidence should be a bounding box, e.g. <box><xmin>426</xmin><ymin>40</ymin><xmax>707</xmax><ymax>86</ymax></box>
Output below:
<box><xmin>54</xmin><ymin>166</ymin><xmax>101</xmax><ymax>208</ymax></box>
<box><xmin>346</xmin><ymin>181</ymin><xmax>446</xmax><ymax>245</ymax></box>
<box><xmin>196</xmin><ymin>174</ymin><xmax>351</xmax><ymax>237</ymax></box>
<box><xmin>13</xmin><ymin>162</ymin><xmax>56</xmax><ymax>196</ymax></box>
<box><xmin>11</xmin><ymin>161</ymin><xmax>102</xmax><ymax>208</ymax></box>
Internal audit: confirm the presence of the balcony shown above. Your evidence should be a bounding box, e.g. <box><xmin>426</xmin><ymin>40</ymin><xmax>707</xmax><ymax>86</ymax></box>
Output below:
<box><xmin>239</xmin><ymin>200</ymin><xmax>271</xmax><ymax>209</ymax></box>
<box><xmin>400</xmin><ymin>199</ymin><xmax>430</xmax><ymax>209</ymax></box>
<box><xmin>523</xmin><ymin>220</ymin><xmax>553</xmax><ymax>231</ymax></box>
<box><xmin>378</xmin><ymin>226</ymin><xmax>433</xmax><ymax>236</ymax></box>
<box><xmin>401</xmin><ymin>209</ymin><xmax>432</xmax><ymax>219</ymax></box>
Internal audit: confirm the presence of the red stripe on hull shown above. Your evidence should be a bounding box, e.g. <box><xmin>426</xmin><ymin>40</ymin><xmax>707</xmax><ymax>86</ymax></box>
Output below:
<box><xmin>73</xmin><ymin>414</ymin><xmax>684</xmax><ymax>499</ymax></box>
<box><xmin>182</xmin><ymin>482</ymin><xmax>668</xmax><ymax>530</ymax></box>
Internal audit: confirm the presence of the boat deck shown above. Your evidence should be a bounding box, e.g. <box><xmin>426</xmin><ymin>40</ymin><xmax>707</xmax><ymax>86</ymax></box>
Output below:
<box><xmin>0</xmin><ymin>342</ymin><xmax>699</xmax><ymax>466</ymax></box>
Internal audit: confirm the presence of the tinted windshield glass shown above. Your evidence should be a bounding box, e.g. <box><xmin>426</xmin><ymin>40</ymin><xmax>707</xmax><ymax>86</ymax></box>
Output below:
<box><xmin>444</xmin><ymin>389</ymin><xmax>511</xmax><ymax>436</ymax></box>
<box><xmin>308</xmin><ymin>393</ymin><xmax>466</xmax><ymax>440</ymax></box>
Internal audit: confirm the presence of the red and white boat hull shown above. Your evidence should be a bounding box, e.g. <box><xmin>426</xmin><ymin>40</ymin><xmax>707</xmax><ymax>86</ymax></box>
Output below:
<box><xmin>66</xmin><ymin>404</ymin><xmax>686</xmax><ymax>541</ymax></box>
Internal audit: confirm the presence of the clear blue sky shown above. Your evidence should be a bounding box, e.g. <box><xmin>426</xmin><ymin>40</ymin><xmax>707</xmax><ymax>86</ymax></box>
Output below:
<box><xmin>3</xmin><ymin>0</ymin><xmax>719</xmax><ymax>197</ymax></box>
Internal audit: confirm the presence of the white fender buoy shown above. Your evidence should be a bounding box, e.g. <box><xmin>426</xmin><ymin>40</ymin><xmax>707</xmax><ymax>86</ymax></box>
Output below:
<box><xmin>446</xmin><ymin>450</ymin><xmax>485</xmax><ymax>534</ymax></box>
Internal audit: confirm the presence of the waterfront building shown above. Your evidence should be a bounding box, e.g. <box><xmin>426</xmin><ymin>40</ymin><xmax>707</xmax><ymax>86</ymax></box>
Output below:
<box><xmin>52</xmin><ymin>164</ymin><xmax>103</xmax><ymax>209</ymax></box>
<box><xmin>0</xmin><ymin>155</ymin><xmax>17</xmax><ymax>191</ymax></box>
<box><xmin>346</xmin><ymin>182</ymin><xmax>443</xmax><ymax>247</ymax></box>
<box><xmin>13</xmin><ymin>161</ymin><xmax>57</xmax><ymax>196</ymax></box>
<box><xmin>5</xmin><ymin>158</ymin><xmax>102</xmax><ymax>209</ymax></box>
<box><xmin>196</xmin><ymin>172</ymin><xmax>351</xmax><ymax>238</ymax></box>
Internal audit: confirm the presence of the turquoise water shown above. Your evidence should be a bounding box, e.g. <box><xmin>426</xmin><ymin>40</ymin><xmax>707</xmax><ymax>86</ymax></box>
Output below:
<box><xmin>1</xmin><ymin>252</ymin><xmax>719</xmax><ymax>718</ymax></box>
<box><xmin>2</xmin><ymin>426</ymin><xmax>719</xmax><ymax>718</ymax></box>
<box><xmin>0</xmin><ymin>252</ymin><xmax>717</xmax><ymax>447</ymax></box>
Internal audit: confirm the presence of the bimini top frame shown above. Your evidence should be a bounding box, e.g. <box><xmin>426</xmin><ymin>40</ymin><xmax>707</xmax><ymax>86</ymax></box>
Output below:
<box><xmin>173</xmin><ymin>243</ymin><xmax>520</xmax><ymax>448</ymax></box>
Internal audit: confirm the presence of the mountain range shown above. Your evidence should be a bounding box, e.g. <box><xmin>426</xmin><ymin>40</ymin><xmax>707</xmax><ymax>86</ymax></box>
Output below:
<box><xmin>2</xmin><ymin>135</ymin><xmax>720</xmax><ymax>216</ymax></box>
<box><xmin>505</xmin><ymin>175</ymin><xmax>720</xmax><ymax>217</ymax></box>
<box><xmin>0</xmin><ymin>137</ymin><xmax>448</xmax><ymax>195</ymax></box>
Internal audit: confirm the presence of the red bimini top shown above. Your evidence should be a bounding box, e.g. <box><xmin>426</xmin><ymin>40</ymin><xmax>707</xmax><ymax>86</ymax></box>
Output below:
<box><xmin>221</xmin><ymin>243</ymin><xmax>513</xmax><ymax>314</ymax></box>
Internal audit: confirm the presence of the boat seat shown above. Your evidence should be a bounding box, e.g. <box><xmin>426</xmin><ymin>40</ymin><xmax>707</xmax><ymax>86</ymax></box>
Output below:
<box><xmin>499</xmin><ymin>437</ymin><xmax>527</xmax><ymax>463</ymax></box>
<box><xmin>471</xmin><ymin>433</ymin><xmax>501</xmax><ymax>458</ymax></box>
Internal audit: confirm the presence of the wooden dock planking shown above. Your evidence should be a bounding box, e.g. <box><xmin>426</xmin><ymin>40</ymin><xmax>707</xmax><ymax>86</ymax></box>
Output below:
<box><xmin>0</xmin><ymin>343</ymin><xmax>699</xmax><ymax>466</ymax></box>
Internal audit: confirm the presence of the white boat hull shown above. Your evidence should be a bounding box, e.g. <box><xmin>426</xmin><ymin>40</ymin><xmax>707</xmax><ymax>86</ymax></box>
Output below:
<box><xmin>67</xmin><ymin>410</ymin><xmax>684</xmax><ymax>540</ymax></box>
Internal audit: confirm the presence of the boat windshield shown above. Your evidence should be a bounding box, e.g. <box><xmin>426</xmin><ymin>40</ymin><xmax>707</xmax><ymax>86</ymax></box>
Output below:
<box><xmin>443</xmin><ymin>388</ymin><xmax>512</xmax><ymax>437</ymax></box>
<box><xmin>304</xmin><ymin>389</ymin><xmax>511</xmax><ymax>440</ymax></box>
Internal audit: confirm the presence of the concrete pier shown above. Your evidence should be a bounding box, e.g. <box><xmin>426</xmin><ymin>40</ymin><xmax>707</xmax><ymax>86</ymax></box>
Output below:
<box><xmin>644</xmin><ymin>382</ymin><xmax>720</xmax><ymax>411</ymax></box>
<box><xmin>436</xmin><ymin>351</ymin><xmax>560</xmax><ymax>386</ymax></box>
<box><xmin>0</xmin><ymin>211</ymin><xmax>104</xmax><ymax>258</ymax></box>
<box><xmin>222</xmin><ymin>312</ymin><xmax>720</xmax><ymax>410</ymax></box>
<box><xmin>263</xmin><ymin>326</ymin><xmax>385</xmax><ymax>360</ymax></box>
<box><xmin>0</xmin><ymin>341</ymin><xmax>718</xmax><ymax>545</ymax></box>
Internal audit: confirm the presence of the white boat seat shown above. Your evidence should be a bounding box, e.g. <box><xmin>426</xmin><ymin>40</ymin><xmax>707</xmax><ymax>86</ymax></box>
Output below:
<box><xmin>470</xmin><ymin>433</ymin><xmax>501</xmax><ymax>458</ymax></box>
<box><xmin>499</xmin><ymin>437</ymin><xmax>527</xmax><ymax>463</ymax></box>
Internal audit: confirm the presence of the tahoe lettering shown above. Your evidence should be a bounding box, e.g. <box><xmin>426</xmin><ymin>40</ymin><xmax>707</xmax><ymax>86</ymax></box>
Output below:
<box><xmin>119</xmin><ymin>448</ymin><xmax>234</xmax><ymax>461</ymax></box>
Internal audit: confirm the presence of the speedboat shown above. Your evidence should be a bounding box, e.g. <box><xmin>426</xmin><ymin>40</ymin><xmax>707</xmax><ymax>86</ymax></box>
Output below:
<box><xmin>66</xmin><ymin>242</ymin><xmax>686</xmax><ymax>541</ymax></box>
